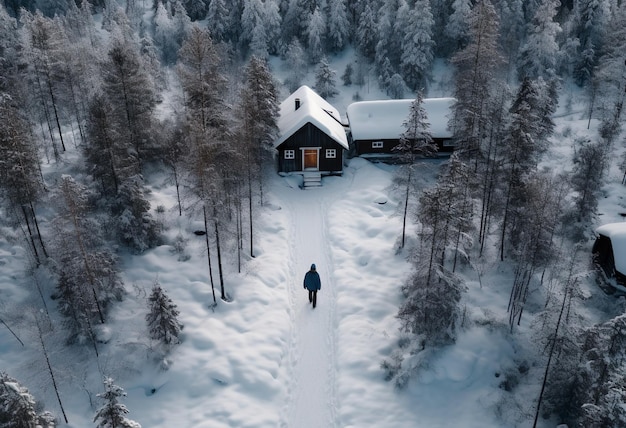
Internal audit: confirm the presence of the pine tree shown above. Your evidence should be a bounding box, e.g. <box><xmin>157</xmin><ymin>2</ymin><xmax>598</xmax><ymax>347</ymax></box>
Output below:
<box><xmin>393</xmin><ymin>92</ymin><xmax>437</xmax><ymax>248</ymax></box>
<box><xmin>306</xmin><ymin>7</ymin><xmax>325</xmax><ymax>63</ymax></box>
<box><xmin>313</xmin><ymin>57</ymin><xmax>338</xmax><ymax>99</ymax></box>
<box><xmin>355</xmin><ymin>3</ymin><xmax>376</xmax><ymax>59</ymax></box>
<box><xmin>0</xmin><ymin>372</ymin><xmax>55</xmax><ymax>428</ymax></box>
<box><xmin>206</xmin><ymin>0</ymin><xmax>229</xmax><ymax>42</ymax></box>
<box><xmin>400</xmin><ymin>1</ymin><xmax>434</xmax><ymax>91</ymax></box>
<box><xmin>94</xmin><ymin>378</ymin><xmax>141</xmax><ymax>428</ymax></box>
<box><xmin>101</xmin><ymin>36</ymin><xmax>157</xmax><ymax>166</ymax></box>
<box><xmin>450</xmin><ymin>0</ymin><xmax>506</xmax><ymax>162</ymax></box>
<box><xmin>517</xmin><ymin>0</ymin><xmax>561</xmax><ymax>80</ymax></box>
<box><xmin>52</xmin><ymin>176</ymin><xmax>125</xmax><ymax>340</ymax></box>
<box><xmin>445</xmin><ymin>0</ymin><xmax>472</xmax><ymax>52</ymax></box>
<box><xmin>326</xmin><ymin>0</ymin><xmax>349</xmax><ymax>52</ymax></box>
<box><xmin>146</xmin><ymin>281</ymin><xmax>182</xmax><ymax>345</ymax></box>
<box><xmin>284</xmin><ymin>38</ymin><xmax>306</xmax><ymax>92</ymax></box>
<box><xmin>0</xmin><ymin>97</ymin><xmax>48</xmax><ymax>265</ymax></box>
<box><xmin>569</xmin><ymin>137</ymin><xmax>607</xmax><ymax>227</ymax></box>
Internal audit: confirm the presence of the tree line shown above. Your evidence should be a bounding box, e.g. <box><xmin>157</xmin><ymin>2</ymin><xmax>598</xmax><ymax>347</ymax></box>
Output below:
<box><xmin>382</xmin><ymin>1</ymin><xmax>626</xmax><ymax>427</ymax></box>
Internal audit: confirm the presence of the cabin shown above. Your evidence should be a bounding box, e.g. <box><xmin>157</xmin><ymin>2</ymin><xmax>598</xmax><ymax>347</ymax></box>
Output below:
<box><xmin>346</xmin><ymin>98</ymin><xmax>456</xmax><ymax>159</ymax></box>
<box><xmin>274</xmin><ymin>86</ymin><xmax>348</xmax><ymax>187</ymax></box>
<box><xmin>593</xmin><ymin>223</ymin><xmax>626</xmax><ymax>292</ymax></box>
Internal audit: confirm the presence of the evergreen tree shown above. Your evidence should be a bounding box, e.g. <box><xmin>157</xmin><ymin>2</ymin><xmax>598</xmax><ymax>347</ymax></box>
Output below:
<box><xmin>206</xmin><ymin>0</ymin><xmax>229</xmax><ymax>43</ymax></box>
<box><xmin>52</xmin><ymin>176</ymin><xmax>125</xmax><ymax>341</ymax></box>
<box><xmin>182</xmin><ymin>0</ymin><xmax>208</xmax><ymax>21</ymax></box>
<box><xmin>326</xmin><ymin>0</ymin><xmax>349</xmax><ymax>52</ymax></box>
<box><xmin>393</xmin><ymin>92</ymin><xmax>437</xmax><ymax>248</ymax></box>
<box><xmin>572</xmin><ymin>0</ymin><xmax>611</xmax><ymax>86</ymax></box>
<box><xmin>593</xmin><ymin>6</ymin><xmax>626</xmax><ymax>142</ymax></box>
<box><xmin>306</xmin><ymin>6</ymin><xmax>325</xmax><ymax>63</ymax></box>
<box><xmin>0</xmin><ymin>372</ymin><xmax>55</xmax><ymax>428</ymax></box>
<box><xmin>400</xmin><ymin>0</ymin><xmax>434</xmax><ymax>91</ymax></box>
<box><xmin>0</xmin><ymin>97</ymin><xmax>48</xmax><ymax>265</ymax></box>
<box><xmin>445</xmin><ymin>0</ymin><xmax>472</xmax><ymax>52</ymax></box>
<box><xmin>450</xmin><ymin>0</ymin><xmax>505</xmax><ymax>163</ymax></box>
<box><xmin>568</xmin><ymin>137</ymin><xmax>607</xmax><ymax>227</ymax></box>
<box><xmin>146</xmin><ymin>281</ymin><xmax>182</xmax><ymax>345</ymax></box>
<box><xmin>284</xmin><ymin>38</ymin><xmax>306</xmax><ymax>92</ymax></box>
<box><xmin>94</xmin><ymin>378</ymin><xmax>141</xmax><ymax>428</ymax></box>
<box><xmin>355</xmin><ymin>3</ymin><xmax>376</xmax><ymax>59</ymax></box>
<box><xmin>101</xmin><ymin>36</ymin><xmax>157</xmax><ymax>166</ymax></box>
<box><xmin>374</xmin><ymin>0</ymin><xmax>404</xmax><ymax>85</ymax></box>
<box><xmin>517</xmin><ymin>0</ymin><xmax>561</xmax><ymax>80</ymax></box>
<box><xmin>20</xmin><ymin>10</ymin><xmax>69</xmax><ymax>158</ymax></box>
<box><xmin>313</xmin><ymin>57</ymin><xmax>339</xmax><ymax>98</ymax></box>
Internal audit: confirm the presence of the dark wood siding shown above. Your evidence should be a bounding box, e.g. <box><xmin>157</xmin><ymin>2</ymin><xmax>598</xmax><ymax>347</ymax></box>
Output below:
<box><xmin>355</xmin><ymin>137</ymin><xmax>455</xmax><ymax>156</ymax></box>
<box><xmin>277</xmin><ymin>122</ymin><xmax>345</xmax><ymax>173</ymax></box>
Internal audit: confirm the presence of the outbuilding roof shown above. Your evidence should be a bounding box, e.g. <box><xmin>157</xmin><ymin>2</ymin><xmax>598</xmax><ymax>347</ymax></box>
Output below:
<box><xmin>596</xmin><ymin>222</ymin><xmax>626</xmax><ymax>275</ymax></box>
<box><xmin>346</xmin><ymin>98</ymin><xmax>455</xmax><ymax>141</ymax></box>
<box><xmin>275</xmin><ymin>85</ymin><xmax>349</xmax><ymax>150</ymax></box>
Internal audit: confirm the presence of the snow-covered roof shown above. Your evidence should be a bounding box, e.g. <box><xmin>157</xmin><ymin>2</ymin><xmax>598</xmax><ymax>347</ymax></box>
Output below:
<box><xmin>596</xmin><ymin>222</ymin><xmax>626</xmax><ymax>274</ymax></box>
<box><xmin>275</xmin><ymin>86</ymin><xmax>349</xmax><ymax>150</ymax></box>
<box><xmin>346</xmin><ymin>98</ymin><xmax>455</xmax><ymax>141</ymax></box>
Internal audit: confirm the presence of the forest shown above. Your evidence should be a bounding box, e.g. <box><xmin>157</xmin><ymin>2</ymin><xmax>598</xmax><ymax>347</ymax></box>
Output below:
<box><xmin>1</xmin><ymin>0</ymin><xmax>626</xmax><ymax>427</ymax></box>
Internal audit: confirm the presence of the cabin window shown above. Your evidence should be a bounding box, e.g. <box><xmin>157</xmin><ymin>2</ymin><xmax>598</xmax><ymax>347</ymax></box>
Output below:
<box><xmin>284</xmin><ymin>150</ymin><xmax>295</xmax><ymax>159</ymax></box>
<box><xmin>372</xmin><ymin>141</ymin><xmax>383</xmax><ymax>148</ymax></box>
<box><xmin>326</xmin><ymin>149</ymin><xmax>336</xmax><ymax>158</ymax></box>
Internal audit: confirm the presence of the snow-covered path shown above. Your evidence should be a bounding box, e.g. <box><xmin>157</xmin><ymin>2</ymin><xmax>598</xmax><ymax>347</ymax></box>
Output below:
<box><xmin>279</xmin><ymin>185</ymin><xmax>339</xmax><ymax>428</ymax></box>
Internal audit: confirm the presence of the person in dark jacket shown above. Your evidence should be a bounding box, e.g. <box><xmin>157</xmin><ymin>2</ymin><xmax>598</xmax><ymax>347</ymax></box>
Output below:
<box><xmin>303</xmin><ymin>263</ymin><xmax>321</xmax><ymax>308</ymax></box>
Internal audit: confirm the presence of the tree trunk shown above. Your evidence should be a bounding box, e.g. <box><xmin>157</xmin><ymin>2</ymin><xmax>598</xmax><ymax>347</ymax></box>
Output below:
<box><xmin>213</xmin><ymin>205</ymin><xmax>226</xmax><ymax>301</ymax></box>
<box><xmin>203</xmin><ymin>206</ymin><xmax>217</xmax><ymax>304</ymax></box>
<box><xmin>35</xmin><ymin>314</ymin><xmax>69</xmax><ymax>424</ymax></box>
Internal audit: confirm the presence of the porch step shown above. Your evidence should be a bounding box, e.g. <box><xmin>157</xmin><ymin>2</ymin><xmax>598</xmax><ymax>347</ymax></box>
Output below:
<box><xmin>303</xmin><ymin>171</ymin><xmax>322</xmax><ymax>188</ymax></box>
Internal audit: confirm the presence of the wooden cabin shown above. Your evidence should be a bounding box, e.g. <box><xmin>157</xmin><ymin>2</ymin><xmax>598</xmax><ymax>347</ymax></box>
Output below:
<box><xmin>593</xmin><ymin>223</ymin><xmax>626</xmax><ymax>293</ymax></box>
<box><xmin>274</xmin><ymin>86</ymin><xmax>348</xmax><ymax>187</ymax></box>
<box><xmin>346</xmin><ymin>98</ymin><xmax>455</xmax><ymax>159</ymax></box>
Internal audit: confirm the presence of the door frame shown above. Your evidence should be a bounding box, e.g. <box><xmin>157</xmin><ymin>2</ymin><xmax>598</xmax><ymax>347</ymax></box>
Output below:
<box><xmin>301</xmin><ymin>147</ymin><xmax>320</xmax><ymax>171</ymax></box>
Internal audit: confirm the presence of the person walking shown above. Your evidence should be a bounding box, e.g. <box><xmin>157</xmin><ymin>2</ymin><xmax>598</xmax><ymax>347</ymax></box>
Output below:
<box><xmin>303</xmin><ymin>263</ymin><xmax>321</xmax><ymax>308</ymax></box>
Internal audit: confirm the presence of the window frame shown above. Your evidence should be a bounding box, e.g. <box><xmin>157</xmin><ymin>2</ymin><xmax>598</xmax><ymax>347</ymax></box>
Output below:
<box><xmin>284</xmin><ymin>149</ymin><xmax>295</xmax><ymax>159</ymax></box>
<box><xmin>325</xmin><ymin>148</ymin><xmax>336</xmax><ymax>158</ymax></box>
<box><xmin>372</xmin><ymin>141</ymin><xmax>384</xmax><ymax>149</ymax></box>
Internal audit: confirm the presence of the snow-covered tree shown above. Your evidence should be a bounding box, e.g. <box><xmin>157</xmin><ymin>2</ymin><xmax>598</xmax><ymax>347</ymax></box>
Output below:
<box><xmin>355</xmin><ymin>3</ymin><xmax>377</xmax><ymax>59</ymax></box>
<box><xmin>450</xmin><ymin>0</ymin><xmax>505</xmax><ymax>162</ymax></box>
<box><xmin>146</xmin><ymin>281</ymin><xmax>182</xmax><ymax>345</ymax></box>
<box><xmin>306</xmin><ymin>6</ymin><xmax>325</xmax><ymax>63</ymax></box>
<box><xmin>238</xmin><ymin>56</ymin><xmax>280</xmax><ymax>256</ymax></box>
<box><xmin>0</xmin><ymin>372</ymin><xmax>55</xmax><ymax>428</ymax></box>
<box><xmin>94</xmin><ymin>377</ymin><xmax>141</xmax><ymax>428</ymax></box>
<box><xmin>568</xmin><ymin>137</ymin><xmax>607</xmax><ymax>228</ymax></box>
<box><xmin>101</xmin><ymin>36</ymin><xmax>157</xmax><ymax>167</ymax></box>
<box><xmin>571</xmin><ymin>0</ymin><xmax>611</xmax><ymax>86</ymax></box>
<box><xmin>241</xmin><ymin>0</ymin><xmax>268</xmax><ymax>58</ymax></box>
<box><xmin>400</xmin><ymin>0</ymin><xmax>434</xmax><ymax>91</ymax></box>
<box><xmin>326</xmin><ymin>0</ymin><xmax>349</xmax><ymax>52</ymax></box>
<box><xmin>314</xmin><ymin>57</ymin><xmax>338</xmax><ymax>99</ymax></box>
<box><xmin>445</xmin><ymin>0</ymin><xmax>472</xmax><ymax>52</ymax></box>
<box><xmin>517</xmin><ymin>0</ymin><xmax>561</xmax><ymax>80</ymax></box>
<box><xmin>0</xmin><ymin>97</ymin><xmax>48</xmax><ymax>265</ymax></box>
<box><xmin>393</xmin><ymin>91</ymin><xmax>437</xmax><ymax>248</ymax></box>
<box><xmin>52</xmin><ymin>176</ymin><xmax>125</xmax><ymax>340</ymax></box>
<box><xmin>284</xmin><ymin>37</ymin><xmax>306</xmax><ymax>92</ymax></box>
<box><xmin>206</xmin><ymin>0</ymin><xmax>229</xmax><ymax>42</ymax></box>
<box><xmin>593</xmin><ymin>6</ymin><xmax>626</xmax><ymax>142</ymax></box>
<box><xmin>374</xmin><ymin>0</ymin><xmax>404</xmax><ymax>84</ymax></box>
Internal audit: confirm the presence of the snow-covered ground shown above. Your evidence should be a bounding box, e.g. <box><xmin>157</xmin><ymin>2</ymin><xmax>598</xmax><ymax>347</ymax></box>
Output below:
<box><xmin>2</xmin><ymin>51</ymin><xmax>626</xmax><ymax>428</ymax></box>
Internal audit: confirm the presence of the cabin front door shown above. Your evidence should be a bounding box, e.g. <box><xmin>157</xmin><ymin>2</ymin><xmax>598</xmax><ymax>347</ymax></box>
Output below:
<box><xmin>303</xmin><ymin>149</ymin><xmax>318</xmax><ymax>170</ymax></box>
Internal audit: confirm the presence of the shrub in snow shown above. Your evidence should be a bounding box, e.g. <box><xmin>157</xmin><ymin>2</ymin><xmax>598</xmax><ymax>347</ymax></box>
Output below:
<box><xmin>146</xmin><ymin>282</ymin><xmax>182</xmax><ymax>346</ymax></box>
<box><xmin>0</xmin><ymin>372</ymin><xmax>55</xmax><ymax>427</ymax></box>
<box><xmin>94</xmin><ymin>377</ymin><xmax>141</xmax><ymax>428</ymax></box>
